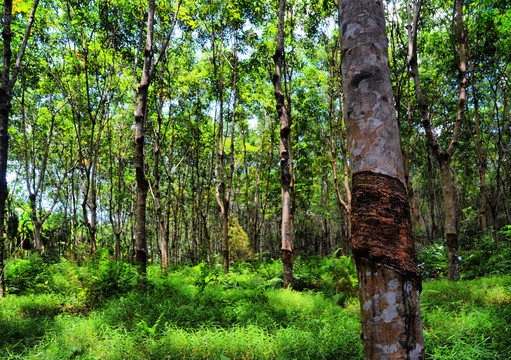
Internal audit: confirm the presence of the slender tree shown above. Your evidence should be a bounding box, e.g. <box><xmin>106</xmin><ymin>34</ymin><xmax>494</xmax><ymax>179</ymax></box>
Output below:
<box><xmin>20</xmin><ymin>75</ymin><xmax>75</xmax><ymax>250</ymax></box>
<box><xmin>211</xmin><ymin>28</ymin><xmax>238</xmax><ymax>274</ymax></box>
<box><xmin>467</xmin><ymin>47</ymin><xmax>488</xmax><ymax>234</ymax></box>
<box><xmin>272</xmin><ymin>0</ymin><xmax>294</xmax><ymax>289</ymax></box>
<box><xmin>0</xmin><ymin>0</ymin><xmax>40</xmax><ymax>297</ymax></box>
<box><xmin>248</xmin><ymin>113</ymin><xmax>273</xmax><ymax>256</ymax></box>
<box><xmin>326</xmin><ymin>34</ymin><xmax>352</xmax><ymax>256</ymax></box>
<box><xmin>133</xmin><ymin>0</ymin><xmax>156</xmax><ymax>291</ymax></box>
<box><xmin>133</xmin><ymin>0</ymin><xmax>181</xmax><ymax>290</ymax></box>
<box><xmin>407</xmin><ymin>0</ymin><xmax>466</xmax><ymax>280</ymax></box>
<box><xmin>340</xmin><ymin>0</ymin><xmax>425</xmax><ymax>357</ymax></box>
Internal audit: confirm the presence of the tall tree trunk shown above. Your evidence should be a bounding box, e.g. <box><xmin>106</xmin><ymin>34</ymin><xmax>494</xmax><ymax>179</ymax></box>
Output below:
<box><xmin>407</xmin><ymin>0</ymin><xmax>466</xmax><ymax>280</ymax></box>
<box><xmin>273</xmin><ymin>0</ymin><xmax>294</xmax><ymax>289</ymax></box>
<box><xmin>133</xmin><ymin>0</ymin><xmax>156</xmax><ymax>291</ymax></box>
<box><xmin>405</xmin><ymin>78</ymin><xmax>423</xmax><ymax>234</ymax></box>
<box><xmin>0</xmin><ymin>0</ymin><xmax>39</xmax><ymax>296</ymax></box>
<box><xmin>340</xmin><ymin>0</ymin><xmax>424</xmax><ymax>358</ymax></box>
<box><xmin>150</xmin><ymin>68</ymin><xmax>169</xmax><ymax>275</ymax></box>
<box><xmin>467</xmin><ymin>49</ymin><xmax>488</xmax><ymax>233</ymax></box>
<box><xmin>133</xmin><ymin>0</ymin><xmax>180</xmax><ymax>291</ymax></box>
<box><xmin>107</xmin><ymin>118</ymin><xmax>127</xmax><ymax>261</ymax></box>
<box><xmin>327</xmin><ymin>33</ymin><xmax>351</xmax><ymax>255</ymax></box>
<box><xmin>212</xmin><ymin>25</ymin><xmax>237</xmax><ymax>274</ymax></box>
<box><xmin>248</xmin><ymin>113</ymin><xmax>273</xmax><ymax>256</ymax></box>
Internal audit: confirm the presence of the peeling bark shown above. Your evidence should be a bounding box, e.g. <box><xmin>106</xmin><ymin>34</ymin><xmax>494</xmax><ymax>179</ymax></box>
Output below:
<box><xmin>351</xmin><ymin>172</ymin><xmax>420</xmax><ymax>284</ymax></box>
<box><xmin>351</xmin><ymin>171</ymin><xmax>424</xmax><ymax>360</ymax></box>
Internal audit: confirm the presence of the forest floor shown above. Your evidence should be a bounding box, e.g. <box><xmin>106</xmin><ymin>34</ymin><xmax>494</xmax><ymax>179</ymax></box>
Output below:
<box><xmin>1</xmin><ymin>256</ymin><xmax>510</xmax><ymax>359</ymax></box>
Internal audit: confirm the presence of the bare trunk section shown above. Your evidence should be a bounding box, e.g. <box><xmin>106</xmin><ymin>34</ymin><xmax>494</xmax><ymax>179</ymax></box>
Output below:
<box><xmin>439</xmin><ymin>162</ymin><xmax>460</xmax><ymax>280</ymax></box>
<box><xmin>272</xmin><ymin>0</ymin><xmax>294</xmax><ymax>289</ymax></box>
<box><xmin>340</xmin><ymin>0</ymin><xmax>424</xmax><ymax>357</ymax></box>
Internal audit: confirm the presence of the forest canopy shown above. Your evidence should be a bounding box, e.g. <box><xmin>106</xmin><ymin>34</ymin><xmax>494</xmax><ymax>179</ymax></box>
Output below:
<box><xmin>0</xmin><ymin>0</ymin><xmax>509</xmax><ymax>286</ymax></box>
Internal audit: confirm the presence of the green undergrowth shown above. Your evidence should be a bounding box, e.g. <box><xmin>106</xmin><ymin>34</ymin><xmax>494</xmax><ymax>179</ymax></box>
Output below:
<box><xmin>421</xmin><ymin>276</ymin><xmax>511</xmax><ymax>359</ymax></box>
<box><xmin>1</xmin><ymin>255</ymin><xmax>510</xmax><ymax>359</ymax></box>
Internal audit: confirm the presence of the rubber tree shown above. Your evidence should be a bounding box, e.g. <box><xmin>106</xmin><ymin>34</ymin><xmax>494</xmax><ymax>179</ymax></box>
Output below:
<box><xmin>272</xmin><ymin>0</ymin><xmax>294</xmax><ymax>289</ymax></box>
<box><xmin>407</xmin><ymin>0</ymin><xmax>466</xmax><ymax>281</ymax></box>
<box><xmin>133</xmin><ymin>0</ymin><xmax>181</xmax><ymax>291</ymax></box>
<box><xmin>326</xmin><ymin>33</ymin><xmax>351</xmax><ymax>256</ymax></box>
<box><xmin>340</xmin><ymin>0</ymin><xmax>425</xmax><ymax>358</ymax></box>
<box><xmin>0</xmin><ymin>0</ymin><xmax>40</xmax><ymax>297</ymax></box>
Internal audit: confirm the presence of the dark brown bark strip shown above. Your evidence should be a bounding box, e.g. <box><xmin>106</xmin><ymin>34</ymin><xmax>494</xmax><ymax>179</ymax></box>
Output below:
<box><xmin>352</xmin><ymin>172</ymin><xmax>424</xmax><ymax>359</ymax></box>
<box><xmin>351</xmin><ymin>171</ymin><xmax>421</xmax><ymax>288</ymax></box>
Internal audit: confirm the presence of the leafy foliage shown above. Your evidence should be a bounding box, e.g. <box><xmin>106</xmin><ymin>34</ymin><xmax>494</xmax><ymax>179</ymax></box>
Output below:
<box><xmin>460</xmin><ymin>229</ymin><xmax>511</xmax><ymax>279</ymax></box>
<box><xmin>4</xmin><ymin>255</ymin><xmax>47</xmax><ymax>294</ymax></box>
<box><xmin>82</xmin><ymin>258</ymin><xmax>137</xmax><ymax>308</ymax></box>
<box><xmin>416</xmin><ymin>240</ymin><xmax>448</xmax><ymax>280</ymax></box>
<box><xmin>228</xmin><ymin>217</ymin><xmax>251</xmax><ymax>261</ymax></box>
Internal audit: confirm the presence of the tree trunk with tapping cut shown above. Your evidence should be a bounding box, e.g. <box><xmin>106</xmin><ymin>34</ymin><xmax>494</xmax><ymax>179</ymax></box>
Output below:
<box><xmin>340</xmin><ymin>0</ymin><xmax>425</xmax><ymax>357</ymax></box>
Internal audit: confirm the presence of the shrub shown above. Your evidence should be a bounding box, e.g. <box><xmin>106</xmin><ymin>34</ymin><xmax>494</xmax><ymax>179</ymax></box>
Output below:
<box><xmin>4</xmin><ymin>254</ymin><xmax>47</xmax><ymax>294</ymax></box>
<box><xmin>82</xmin><ymin>259</ymin><xmax>136</xmax><ymax>308</ymax></box>
<box><xmin>460</xmin><ymin>229</ymin><xmax>511</xmax><ymax>279</ymax></box>
<box><xmin>416</xmin><ymin>240</ymin><xmax>447</xmax><ymax>279</ymax></box>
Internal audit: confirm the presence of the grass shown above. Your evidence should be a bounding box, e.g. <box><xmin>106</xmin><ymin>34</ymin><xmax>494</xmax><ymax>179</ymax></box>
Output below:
<box><xmin>0</xmin><ymin>256</ymin><xmax>510</xmax><ymax>359</ymax></box>
<box><xmin>421</xmin><ymin>276</ymin><xmax>511</xmax><ymax>359</ymax></box>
